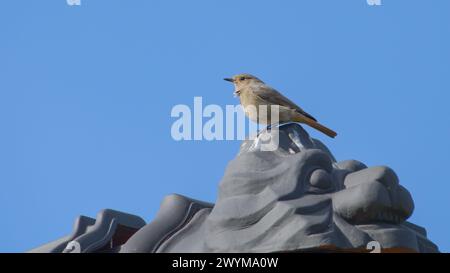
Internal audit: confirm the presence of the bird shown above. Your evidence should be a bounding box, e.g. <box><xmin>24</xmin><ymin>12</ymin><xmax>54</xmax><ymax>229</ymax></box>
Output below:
<box><xmin>224</xmin><ymin>73</ymin><xmax>337</xmax><ymax>138</ymax></box>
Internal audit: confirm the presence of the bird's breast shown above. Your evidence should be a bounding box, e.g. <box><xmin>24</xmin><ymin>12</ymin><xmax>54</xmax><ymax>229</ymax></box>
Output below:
<box><xmin>239</xmin><ymin>90</ymin><xmax>271</xmax><ymax>124</ymax></box>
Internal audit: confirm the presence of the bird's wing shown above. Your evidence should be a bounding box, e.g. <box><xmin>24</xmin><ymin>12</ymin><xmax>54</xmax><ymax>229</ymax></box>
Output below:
<box><xmin>253</xmin><ymin>85</ymin><xmax>317</xmax><ymax>122</ymax></box>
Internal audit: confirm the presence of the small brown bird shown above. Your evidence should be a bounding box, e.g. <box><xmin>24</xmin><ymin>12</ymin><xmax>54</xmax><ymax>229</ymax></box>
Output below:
<box><xmin>224</xmin><ymin>73</ymin><xmax>337</xmax><ymax>138</ymax></box>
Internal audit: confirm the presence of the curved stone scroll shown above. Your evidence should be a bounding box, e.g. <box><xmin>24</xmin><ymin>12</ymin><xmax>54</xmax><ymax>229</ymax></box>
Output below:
<box><xmin>28</xmin><ymin>123</ymin><xmax>439</xmax><ymax>253</ymax></box>
<box><xmin>141</xmin><ymin>124</ymin><xmax>438</xmax><ymax>253</ymax></box>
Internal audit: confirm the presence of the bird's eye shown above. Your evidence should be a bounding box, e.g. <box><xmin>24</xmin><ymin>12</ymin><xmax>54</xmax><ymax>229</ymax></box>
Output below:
<box><xmin>240</xmin><ymin>77</ymin><xmax>246</xmax><ymax>81</ymax></box>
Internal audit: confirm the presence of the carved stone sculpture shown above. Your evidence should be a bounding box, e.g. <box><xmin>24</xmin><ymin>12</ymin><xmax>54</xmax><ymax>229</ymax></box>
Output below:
<box><xmin>29</xmin><ymin>124</ymin><xmax>439</xmax><ymax>253</ymax></box>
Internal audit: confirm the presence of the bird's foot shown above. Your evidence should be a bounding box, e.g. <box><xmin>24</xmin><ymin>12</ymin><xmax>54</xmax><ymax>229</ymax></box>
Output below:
<box><xmin>256</xmin><ymin>124</ymin><xmax>277</xmax><ymax>137</ymax></box>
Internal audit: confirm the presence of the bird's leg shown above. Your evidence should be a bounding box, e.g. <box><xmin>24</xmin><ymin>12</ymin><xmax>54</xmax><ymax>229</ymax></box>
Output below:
<box><xmin>266</xmin><ymin>122</ymin><xmax>280</xmax><ymax>131</ymax></box>
<box><xmin>255</xmin><ymin>125</ymin><xmax>268</xmax><ymax>138</ymax></box>
<box><xmin>256</xmin><ymin>123</ymin><xmax>278</xmax><ymax>137</ymax></box>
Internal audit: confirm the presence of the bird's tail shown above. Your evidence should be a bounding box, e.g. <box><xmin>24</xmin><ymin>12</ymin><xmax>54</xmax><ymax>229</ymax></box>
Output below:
<box><xmin>293</xmin><ymin>115</ymin><xmax>337</xmax><ymax>138</ymax></box>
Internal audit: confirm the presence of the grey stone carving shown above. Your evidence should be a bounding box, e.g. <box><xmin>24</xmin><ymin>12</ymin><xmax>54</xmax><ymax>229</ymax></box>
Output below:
<box><xmin>28</xmin><ymin>123</ymin><xmax>439</xmax><ymax>253</ymax></box>
<box><xmin>28</xmin><ymin>209</ymin><xmax>146</xmax><ymax>253</ymax></box>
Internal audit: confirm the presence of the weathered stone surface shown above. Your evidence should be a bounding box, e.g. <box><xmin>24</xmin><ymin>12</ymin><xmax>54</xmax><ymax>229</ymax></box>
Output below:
<box><xmin>29</xmin><ymin>123</ymin><xmax>439</xmax><ymax>253</ymax></box>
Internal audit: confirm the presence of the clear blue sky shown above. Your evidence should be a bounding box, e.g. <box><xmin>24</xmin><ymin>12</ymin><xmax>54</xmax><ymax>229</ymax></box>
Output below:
<box><xmin>1</xmin><ymin>0</ymin><xmax>449</xmax><ymax>252</ymax></box>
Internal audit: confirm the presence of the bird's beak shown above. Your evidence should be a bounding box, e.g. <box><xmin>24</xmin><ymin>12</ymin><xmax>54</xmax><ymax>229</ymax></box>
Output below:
<box><xmin>223</xmin><ymin>78</ymin><xmax>234</xmax><ymax>83</ymax></box>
